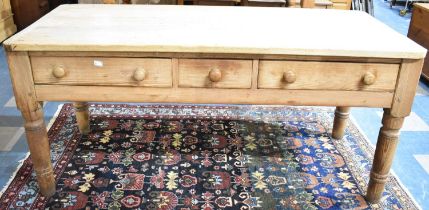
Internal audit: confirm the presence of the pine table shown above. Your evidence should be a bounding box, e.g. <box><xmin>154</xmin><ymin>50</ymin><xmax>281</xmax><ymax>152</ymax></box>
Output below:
<box><xmin>3</xmin><ymin>4</ymin><xmax>426</xmax><ymax>203</ymax></box>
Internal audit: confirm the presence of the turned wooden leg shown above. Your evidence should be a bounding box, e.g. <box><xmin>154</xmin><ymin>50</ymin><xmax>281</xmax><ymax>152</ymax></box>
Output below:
<box><xmin>73</xmin><ymin>102</ymin><xmax>90</xmax><ymax>134</ymax></box>
<box><xmin>332</xmin><ymin>106</ymin><xmax>350</xmax><ymax>139</ymax></box>
<box><xmin>366</xmin><ymin>108</ymin><xmax>404</xmax><ymax>203</ymax></box>
<box><xmin>23</xmin><ymin>105</ymin><xmax>56</xmax><ymax>197</ymax></box>
<box><xmin>7</xmin><ymin>52</ymin><xmax>56</xmax><ymax>197</ymax></box>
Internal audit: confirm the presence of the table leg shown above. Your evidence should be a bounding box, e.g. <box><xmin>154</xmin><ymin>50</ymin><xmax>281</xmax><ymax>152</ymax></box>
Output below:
<box><xmin>332</xmin><ymin>106</ymin><xmax>350</xmax><ymax>139</ymax></box>
<box><xmin>366</xmin><ymin>108</ymin><xmax>404</xmax><ymax>203</ymax></box>
<box><xmin>23</xmin><ymin>104</ymin><xmax>56</xmax><ymax>197</ymax></box>
<box><xmin>7</xmin><ymin>52</ymin><xmax>56</xmax><ymax>197</ymax></box>
<box><xmin>73</xmin><ymin>102</ymin><xmax>90</xmax><ymax>134</ymax></box>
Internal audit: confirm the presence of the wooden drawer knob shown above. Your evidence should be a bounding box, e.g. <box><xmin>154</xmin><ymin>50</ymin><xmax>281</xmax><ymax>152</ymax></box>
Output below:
<box><xmin>209</xmin><ymin>68</ymin><xmax>222</xmax><ymax>82</ymax></box>
<box><xmin>52</xmin><ymin>66</ymin><xmax>66</xmax><ymax>78</ymax></box>
<box><xmin>133</xmin><ymin>68</ymin><xmax>146</xmax><ymax>81</ymax></box>
<box><xmin>363</xmin><ymin>72</ymin><xmax>376</xmax><ymax>85</ymax></box>
<box><xmin>283</xmin><ymin>71</ymin><xmax>296</xmax><ymax>83</ymax></box>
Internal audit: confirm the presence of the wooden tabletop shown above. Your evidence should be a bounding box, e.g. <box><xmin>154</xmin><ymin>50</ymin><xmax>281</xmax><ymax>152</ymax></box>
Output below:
<box><xmin>4</xmin><ymin>4</ymin><xmax>426</xmax><ymax>59</ymax></box>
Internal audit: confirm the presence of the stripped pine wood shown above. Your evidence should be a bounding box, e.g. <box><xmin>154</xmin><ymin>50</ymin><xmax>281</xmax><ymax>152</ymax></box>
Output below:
<box><xmin>27</xmin><ymin>51</ymin><xmax>404</xmax><ymax>64</ymax></box>
<box><xmin>258</xmin><ymin>60</ymin><xmax>399</xmax><ymax>91</ymax></box>
<box><xmin>34</xmin><ymin>85</ymin><xmax>395</xmax><ymax>107</ymax></box>
<box><xmin>251</xmin><ymin>59</ymin><xmax>259</xmax><ymax>89</ymax></box>
<box><xmin>367</xmin><ymin>109</ymin><xmax>404</xmax><ymax>203</ymax></box>
<box><xmin>3</xmin><ymin>5</ymin><xmax>426</xmax><ymax>59</ymax></box>
<box><xmin>178</xmin><ymin>59</ymin><xmax>252</xmax><ymax>88</ymax></box>
<box><xmin>332</xmin><ymin>106</ymin><xmax>350</xmax><ymax>139</ymax></box>
<box><xmin>391</xmin><ymin>59</ymin><xmax>424</xmax><ymax>117</ymax></box>
<box><xmin>31</xmin><ymin>56</ymin><xmax>173</xmax><ymax>87</ymax></box>
<box><xmin>73</xmin><ymin>102</ymin><xmax>90</xmax><ymax>134</ymax></box>
<box><xmin>6</xmin><ymin>52</ymin><xmax>55</xmax><ymax>197</ymax></box>
<box><xmin>4</xmin><ymin>5</ymin><xmax>426</xmax><ymax>203</ymax></box>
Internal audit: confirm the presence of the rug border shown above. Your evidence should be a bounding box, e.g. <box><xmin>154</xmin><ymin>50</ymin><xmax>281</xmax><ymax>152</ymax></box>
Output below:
<box><xmin>349</xmin><ymin>115</ymin><xmax>423</xmax><ymax>210</ymax></box>
<box><xmin>0</xmin><ymin>104</ymin><xmax>64</xmax><ymax>198</ymax></box>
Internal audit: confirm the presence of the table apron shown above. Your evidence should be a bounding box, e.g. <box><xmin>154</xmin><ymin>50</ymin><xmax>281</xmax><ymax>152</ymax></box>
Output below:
<box><xmin>34</xmin><ymin>85</ymin><xmax>394</xmax><ymax>107</ymax></box>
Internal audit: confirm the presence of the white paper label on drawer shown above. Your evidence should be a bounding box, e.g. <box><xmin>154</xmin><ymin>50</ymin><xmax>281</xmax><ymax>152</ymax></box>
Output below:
<box><xmin>93</xmin><ymin>60</ymin><xmax>104</xmax><ymax>67</ymax></box>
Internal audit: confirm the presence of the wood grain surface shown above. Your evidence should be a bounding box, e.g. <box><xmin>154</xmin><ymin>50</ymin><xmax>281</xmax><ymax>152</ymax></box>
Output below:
<box><xmin>31</xmin><ymin>56</ymin><xmax>173</xmax><ymax>87</ymax></box>
<box><xmin>258</xmin><ymin>60</ymin><xmax>399</xmax><ymax>91</ymax></box>
<box><xmin>178</xmin><ymin>59</ymin><xmax>252</xmax><ymax>88</ymax></box>
<box><xmin>34</xmin><ymin>85</ymin><xmax>394</xmax><ymax>107</ymax></box>
<box><xmin>3</xmin><ymin>4</ymin><xmax>426</xmax><ymax>59</ymax></box>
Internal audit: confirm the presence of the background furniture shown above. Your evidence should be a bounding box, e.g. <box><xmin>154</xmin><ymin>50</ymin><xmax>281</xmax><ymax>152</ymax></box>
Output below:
<box><xmin>331</xmin><ymin>0</ymin><xmax>351</xmax><ymax>9</ymax></box>
<box><xmin>10</xmin><ymin>0</ymin><xmax>76</xmax><ymax>30</ymax></box>
<box><xmin>408</xmin><ymin>3</ymin><xmax>429</xmax><ymax>81</ymax></box>
<box><xmin>80</xmin><ymin>0</ymin><xmax>176</xmax><ymax>4</ymax></box>
<box><xmin>84</xmin><ymin>0</ymin><xmax>344</xmax><ymax>9</ymax></box>
<box><xmin>191</xmin><ymin>0</ymin><xmax>347</xmax><ymax>9</ymax></box>
<box><xmin>10</xmin><ymin>0</ymin><xmax>50</xmax><ymax>30</ymax></box>
<box><xmin>241</xmin><ymin>0</ymin><xmax>287</xmax><ymax>7</ymax></box>
<box><xmin>194</xmin><ymin>0</ymin><xmax>238</xmax><ymax>6</ymax></box>
<box><xmin>390</xmin><ymin>0</ymin><xmax>429</xmax><ymax>16</ymax></box>
<box><xmin>4</xmin><ymin>5</ymin><xmax>426</xmax><ymax>203</ymax></box>
<box><xmin>286</xmin><ymin>0</ymin><xmax>335</xmax><ymax>8</ymax></box>
<box><xmin>0</xmin><ymin>0</ymin><xmax>16</xmax><ymax>42</ymax></box>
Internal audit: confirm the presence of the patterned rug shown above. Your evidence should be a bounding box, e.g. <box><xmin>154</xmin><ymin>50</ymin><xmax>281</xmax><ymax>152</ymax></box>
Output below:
<box><xmin>0</xmin><ymin>104</ymin><xmax>420</xmax><ymax>209</ymax></box>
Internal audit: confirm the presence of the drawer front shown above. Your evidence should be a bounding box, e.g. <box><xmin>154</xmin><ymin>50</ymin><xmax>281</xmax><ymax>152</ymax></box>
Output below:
<box><xmin>178</xmin><ymin>59</ymin><xmax>252</xmax><ymax>88</ymax></box>
<box><xmin>31</xmin><ymin>57</ymin><xmax>172</xmax><ymax>87</ymax></box>
<box><xmin>258</xmin><ymin>60</ymin><xmax>399</xmax><ymax>91</ymax></box>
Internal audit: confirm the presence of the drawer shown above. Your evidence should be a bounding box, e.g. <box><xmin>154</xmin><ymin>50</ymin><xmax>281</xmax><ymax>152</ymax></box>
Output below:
<box><xmin>31</xmin><ymin>57</ymin><xmax>172</xmax><ymax>87</ymax></box>
<box><xmin>178</xmin><ymin>59</ymin><xmax>252</xmax><ymax>88</ymax></box>
<box><xmin>258</xmin><ymin>60</ymin><xmax>399</xmax><ymax>91</ymax></box>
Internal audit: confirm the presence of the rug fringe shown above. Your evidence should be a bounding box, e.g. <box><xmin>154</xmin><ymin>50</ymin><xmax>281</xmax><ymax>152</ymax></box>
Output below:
<box><xmin>0</xmin><ymin>152</ymin><xmax>30</xmax><ymax>198</ymax></box>
<box><xmin>349</xmin><ymin>115</ymin><xmax>423</xmax><ymax>210</ymax></box>
<box><xmin>0</xmin><ymin>104</ymin><xmax>64</xmax><ymax>198</ymax></box>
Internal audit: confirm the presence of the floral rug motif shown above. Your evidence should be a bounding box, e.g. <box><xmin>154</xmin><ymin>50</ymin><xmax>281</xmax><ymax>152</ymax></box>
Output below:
<box><xmin>0</xmin><ymin>104</ymin><xmax>420</xmax><ymax>209</ymax></box>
